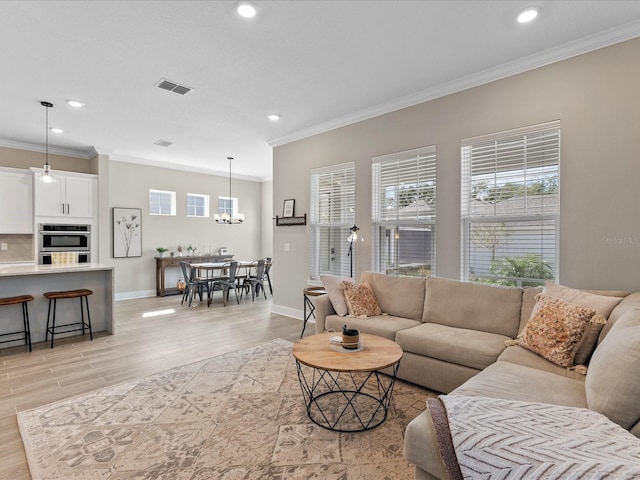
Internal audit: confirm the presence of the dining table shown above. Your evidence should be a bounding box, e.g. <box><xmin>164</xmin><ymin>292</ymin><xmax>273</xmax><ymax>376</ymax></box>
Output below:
<box><xmin>190</xmin><ymin>261</ymin><xmax>270</xmax><ymax>306</ymax></box>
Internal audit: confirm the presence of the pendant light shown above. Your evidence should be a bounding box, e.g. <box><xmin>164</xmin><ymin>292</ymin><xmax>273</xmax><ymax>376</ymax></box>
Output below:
<box><xmin>214</xmin><ymin>157</ymin><xmax>245</xmax><ymax>224</ymax></box>
<box><xmin>40</xmin><ymin>101</ymin><xmax>55</xmax><ymax>183</ymax></box>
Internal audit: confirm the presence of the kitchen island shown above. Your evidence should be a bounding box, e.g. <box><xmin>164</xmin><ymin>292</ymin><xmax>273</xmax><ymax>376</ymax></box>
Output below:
<box><xmin>0</xmin><ymin>263</ymin><xmax>114</xmax><ymax>346</ymax></box>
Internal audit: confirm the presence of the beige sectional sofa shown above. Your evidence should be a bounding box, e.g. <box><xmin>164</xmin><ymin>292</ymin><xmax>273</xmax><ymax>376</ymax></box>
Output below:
<box><xmin>313</xmin><ymin>271</ymin><xmax>640</xmax><ymax>479</ymax></box>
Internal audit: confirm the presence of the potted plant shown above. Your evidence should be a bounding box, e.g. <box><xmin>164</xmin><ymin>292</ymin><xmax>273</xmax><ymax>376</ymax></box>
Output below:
<box><xmin>156</xmin><ymin>247</ymin><xmax>169</xmax><ymax>257</ymax></box>
<box><xmin>187</xmin><ymin>244</ymin><xmax>195</xmax><ymax>256</ymax></box>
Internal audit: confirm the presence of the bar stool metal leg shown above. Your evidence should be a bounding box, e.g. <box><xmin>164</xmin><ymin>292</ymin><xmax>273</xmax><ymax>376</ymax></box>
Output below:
<box><xmin>0</xmin><ymin>295</ymin><xmax>34</xmax><ymax>352</ymax></box>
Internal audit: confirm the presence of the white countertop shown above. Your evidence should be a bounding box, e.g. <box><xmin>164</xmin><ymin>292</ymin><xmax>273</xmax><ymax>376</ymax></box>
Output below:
<box><xmin>0</xmin><ymin>262</ymin><xmax>113</xmax><ymax>277</ymax></box>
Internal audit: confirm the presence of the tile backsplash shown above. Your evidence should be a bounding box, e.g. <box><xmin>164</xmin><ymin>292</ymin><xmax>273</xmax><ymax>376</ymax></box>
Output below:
<box><xmin>0</xmin><ymin>234</ymin><xmax>34</xmax><ymax>262</ymax></box>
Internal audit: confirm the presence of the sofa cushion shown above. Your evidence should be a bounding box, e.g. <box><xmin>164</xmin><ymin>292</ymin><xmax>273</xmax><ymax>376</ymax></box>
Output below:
<box><xmin>599</xmin><ymin>292</ymin><xmax>640</xmax><ymax>344</ymax></box>
<box><xmin>515</xmin><ymin>295</ymin><xmax>602</xmax><ymax>368</ymax></box>
<box><xmin>395</xmin><ymin>323</ymin><xmax>510</xmax><ymax>371</ymax></box>
<box><xmin>543</xmin><ymin>281</ymin><xmax>624</xmax><ymax>317</ymax></box>
<box><xmin>325</xmin><ymin>314</ymin><xmax>420</xmax><ymax>341</ymax></box>
<box><xmin>341</xmin><ymin>281</ymin><xmax>382</xmax><ymax>317</ymax></box>
<box><xmin>320</xmin><ymin>274</ymin><xmax>351</xmax><ymax>316</ymax></box>
<box><xmin>452</xmin><ymin>361</ymin><xmax>587</xmax><ymax>408</ymax></box>
<box><xmin>498</xmin><ymin>345</ymin><xmax>586</xmax><ymax>381</ymax></box>
<box><xmin>519</xmin><ymin>287</ymin><xmax>542</xmax><ymax>334</ymax></box>
<box><xmin>586</xmin><ymin>309</ymin><xmax>640</xmax><ymax>430</ymax></box>
<box><xmin>361</xmin><ymin>271</ymin><xmax>426</xmax><ymax>321</ymax></box>
<box><xmin>422</xmin><ymin>276</ymin><xmax>522</xmax><ymax>337</ymax></box>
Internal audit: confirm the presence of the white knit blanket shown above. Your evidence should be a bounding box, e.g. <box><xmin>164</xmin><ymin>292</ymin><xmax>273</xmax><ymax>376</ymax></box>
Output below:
<box><xmin>436</xmin><ymin>395</ymin><xmax>640</xmax><ymax>479</ymax></box>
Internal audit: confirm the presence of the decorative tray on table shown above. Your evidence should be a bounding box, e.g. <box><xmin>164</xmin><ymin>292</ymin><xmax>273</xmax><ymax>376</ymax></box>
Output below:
<box><xmin>329</xmin><ymin>335</ymin><xmax>364</xmax><ymax>353</ymax></box>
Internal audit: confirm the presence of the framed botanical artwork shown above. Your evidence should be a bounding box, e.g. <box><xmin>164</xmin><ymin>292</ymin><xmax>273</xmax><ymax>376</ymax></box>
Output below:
<box><xmin>113</xmin><ymin>207</ymin><xmax>142</xmax><ymax>258</ymax></box>
<box><xmin>283</xmin><ymin>199</ymin><xmax>295</xmax><ymax>218</ymax></box>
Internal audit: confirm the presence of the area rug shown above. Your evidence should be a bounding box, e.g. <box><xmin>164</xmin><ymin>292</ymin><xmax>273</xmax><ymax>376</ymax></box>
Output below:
<box><xmin>18</xmin><ymin>338</ymin><xmax>432</xmax><ymax>479</ymax></box>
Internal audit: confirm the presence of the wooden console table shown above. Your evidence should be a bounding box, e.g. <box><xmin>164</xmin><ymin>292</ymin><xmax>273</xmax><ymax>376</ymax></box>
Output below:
<box><xmin>155</xmin><ymin>255</ymin><xmax>233</xmax><ymax>297</ymax></box>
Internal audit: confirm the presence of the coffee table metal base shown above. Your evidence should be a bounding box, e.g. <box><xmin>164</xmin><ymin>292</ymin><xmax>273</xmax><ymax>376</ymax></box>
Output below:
<box><xmin>295</xmin><ymin>360</ymin><xmax>400</xmax><ymax>432</ymax></box>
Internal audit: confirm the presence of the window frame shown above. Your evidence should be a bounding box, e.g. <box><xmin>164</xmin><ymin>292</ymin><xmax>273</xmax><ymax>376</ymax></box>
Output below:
<box><xmin>460</xmin><ymin>121</ymin><xmax>560</xmax><ymax>287</ymax></box>
<box><xmin>186</xmin><ymin>193</ymin><xmax>210</xmax><ymax>218</ymax></box>
<box><xmin>217</xmin><ymin>195</ymin><xmax>238</xmax><ymax>218</ymax></box>
<box><xmin>371</xmin><ymin>146</ymin><xmax>437</xmax><ymax>277</ymax></box>
<box><xmin>149</xmin><ymin>189</ymin><xmax>176</xmax><ymax>216</ymax></box>
<box><xmin>309</xmin><ymin>162</ymin><xmax>356</xmax><ymax>280</ymax></box>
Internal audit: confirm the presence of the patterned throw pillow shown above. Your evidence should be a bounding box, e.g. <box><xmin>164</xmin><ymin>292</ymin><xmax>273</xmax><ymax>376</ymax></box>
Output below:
<box><xmin>516</xmin><ymin>295</ymin><xmax>601</xmax><ymax>368</ymax></box>
<box><xmin>341</xmin><ymin>281</ymin><xmax>382</xmax><ymax>318</ymax></box>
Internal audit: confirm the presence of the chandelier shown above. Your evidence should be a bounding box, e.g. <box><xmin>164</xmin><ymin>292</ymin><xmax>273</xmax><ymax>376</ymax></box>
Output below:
<box><xmin>214</xmin><ymin>157</ymin><xmax>245</xmax><ymax>224</ymax></box>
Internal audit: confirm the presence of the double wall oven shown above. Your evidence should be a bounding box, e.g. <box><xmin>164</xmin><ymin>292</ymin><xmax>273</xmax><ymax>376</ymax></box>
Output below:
<box><xmin>38</xmin><ymin>224</ymin><xmax>91</xmax><ymax>264</ymax></box>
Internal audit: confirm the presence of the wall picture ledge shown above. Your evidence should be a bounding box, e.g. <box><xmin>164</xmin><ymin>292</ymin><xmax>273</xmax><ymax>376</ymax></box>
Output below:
<box><xmin>275</xmin><ymin>213</ymin><xmax>307</xmax><ymax>226</ymax></box>
<box><xmin>283</xmin><ymin>198</ymin><xmax>295</xmax><ymax>218</ymax></box>
<box><xmin>113</xmin><ymin>207</ymin><xmax>142</xmax><ymax>258</ymax></box>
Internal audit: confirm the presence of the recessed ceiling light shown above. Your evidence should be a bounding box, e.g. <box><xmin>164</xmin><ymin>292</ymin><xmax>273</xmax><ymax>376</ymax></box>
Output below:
<box><xmin>237</xmin><ymin>1</ymin><xmax>256</xmax><ymax>18</ymax></box>
<box><xmin>267</xmin><ymin>114</ymin><xmax>280</xmax><ymax>121</ymax></box>
<box><xmin>50</xmin><ymin>128</ymin><xmax>63</xmax><ymax>134</ymax></box>
<box><xmin>517</xmin><ymin>7</ymin><xmax>539</xmax><ymax>23</ymax></box>
<box><xmin>67</xmin><ymin>100</ymin><xmax>84</xmax><ymax>108</ymax></box>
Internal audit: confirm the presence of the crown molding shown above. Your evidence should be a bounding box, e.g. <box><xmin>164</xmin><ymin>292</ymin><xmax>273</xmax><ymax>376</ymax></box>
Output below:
<box><xmin>0</xmin><ymin>139</ymin><xmax>97</xmax><ymax>159</ymax></box>
<box><xmin>109</xmin><ymin>155</ymin><xmax>268</xmax><ymax>183</ymax></box>
<box><xmin>269</xmin><ymin>20</ymin><xmax>640</xmax><ymax>148</ymax></box>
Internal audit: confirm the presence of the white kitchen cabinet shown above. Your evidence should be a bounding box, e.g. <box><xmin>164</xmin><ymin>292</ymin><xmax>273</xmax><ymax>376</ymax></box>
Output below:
<box><xmin>33</xmin><ymin>170</ymin><xmax>96</xmax><ymax>218</ymax></box>
<box><xmin>0</xmin><ymin>168</ymin><xmax>33</xmax><ymax>233</ymax></box>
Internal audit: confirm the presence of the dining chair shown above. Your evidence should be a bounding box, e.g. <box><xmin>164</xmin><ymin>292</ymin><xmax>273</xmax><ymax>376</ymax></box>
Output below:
<box><xmin>211</xmin><ymin>261</ymin><xmax>241</xmax><ymax>307</ymax></box>
<box><xmin>180</xmin><ymin>261</ymin><xmax>209</xmax><ymax>307</ymax></box>
<box><xmin>262</xmin><ymin>257</ymin><xmax>273</xmax><ymax>295</ymax></box>
<box><xmin>242</xmin><ymin>259</ymin><xmax>267</xmax><ymax>301</ymax></box>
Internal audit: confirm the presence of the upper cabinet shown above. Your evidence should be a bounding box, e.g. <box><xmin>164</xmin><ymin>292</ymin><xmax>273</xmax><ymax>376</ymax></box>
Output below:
<box><xmin>0</xmin><ymin>168</ymin><xmax>33</xmax><ymax>233</ymax></box>
<box><xmin>32</xmin><ymin>169</ymin><xmax>97</xmax><ymax>219</ymax></box>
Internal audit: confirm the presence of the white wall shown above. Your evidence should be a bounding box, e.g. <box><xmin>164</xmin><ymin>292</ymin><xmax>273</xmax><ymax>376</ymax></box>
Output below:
<box><xmin>272</xmin><ymin>37</ymin><xmax>640</xmax><ymax>317</ymax></box>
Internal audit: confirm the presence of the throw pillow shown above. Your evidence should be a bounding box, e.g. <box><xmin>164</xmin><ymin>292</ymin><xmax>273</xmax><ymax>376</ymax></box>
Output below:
<box><xmin>541</xmin><ymin>282</ymin><xmax>624</xmax><ymax>364</ymax></box>
<box><xmin>341</xmin><ymin>281</ymin><xmax>383</xmax><ymax>318</ymax></box>
<box><xmin>320</xmin><ymin>274</ymin><xmax>352</xmax><ymax>317</ymax></box>
<box><xmin>516</xmin><ymin>295</ymin><xmax>599</xmax><ymax>368</ymax></box>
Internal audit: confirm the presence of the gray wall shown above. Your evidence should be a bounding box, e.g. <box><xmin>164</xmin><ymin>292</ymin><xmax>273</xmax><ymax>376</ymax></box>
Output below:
<box><xmin>272</xmin><ymin>37</ymin><xmax>640</xmax><ymax>317</ymax></box>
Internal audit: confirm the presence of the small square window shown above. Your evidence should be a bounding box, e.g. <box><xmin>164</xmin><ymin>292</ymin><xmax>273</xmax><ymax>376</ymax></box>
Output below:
<box><xmin>149</xmin><ymin>189</ymin><xmax>176</xmax><ymax>216</ymax></box>
<box><xmin>187</xmin><ymin>193</ymin><xmax>209</xmax><ymax>217</ymax></box>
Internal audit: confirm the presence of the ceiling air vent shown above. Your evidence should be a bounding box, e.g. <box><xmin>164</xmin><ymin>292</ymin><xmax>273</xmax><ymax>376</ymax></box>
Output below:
<box><xmin>155</xmin><ymin>78</ymin><xmax>193</xmax><ymax>96</ymax></box>
<box><xmin>154</xmin><ymin>140</ymin><xmax>174</xmax><ymax>148</ymax></box>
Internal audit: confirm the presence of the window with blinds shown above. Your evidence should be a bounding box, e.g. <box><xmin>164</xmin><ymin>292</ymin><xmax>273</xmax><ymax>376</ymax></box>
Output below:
<box><xmin>218</xmin><ymin>196</ymin><xmax>237</xmax><ymax>217</ymax></box>
<box><xmin>372</xmin><ymin>146</ymin><xmax>436</xmax><ymax>277</ymax></box>
<box><xmin>187</xmin><ymin>193</ymin><xmax>209</xmax><ymax>217</ymax></box>
<box><xmin>461</xmin><ymin>121</ymin><xmax>560</xmax><ymax>287</ymax></box>
<box><xmin>149</xmin><ymin>189</ymin><xmax>176</xmax><ymax>216</ymax></box>
<box><xmin>309</xmin><ymin>163</ymin><xmax>356</xmax><ymax>279</ymax></box>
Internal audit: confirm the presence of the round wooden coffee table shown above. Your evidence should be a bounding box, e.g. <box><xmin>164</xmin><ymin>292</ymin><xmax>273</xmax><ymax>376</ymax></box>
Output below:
<box><xmin>292</xmin><ymin>332</ymin><xmax>403</xmax><ymax>432</ymax></box>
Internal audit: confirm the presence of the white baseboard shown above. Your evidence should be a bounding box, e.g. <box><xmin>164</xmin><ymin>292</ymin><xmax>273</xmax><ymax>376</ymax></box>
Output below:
<box><xmin>271</xmin><ymin>304</ymin><xmax>304</xmax><ymax>321</ymax></box>
<box><xmin>115</xmin><ymin>290</ymin><xmax>156</xmax><ymax>301</ymax></box>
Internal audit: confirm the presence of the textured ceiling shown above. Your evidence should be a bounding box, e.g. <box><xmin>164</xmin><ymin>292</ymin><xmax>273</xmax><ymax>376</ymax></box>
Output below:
<box><xmin>1</xmin><ymin>1</ymin><xmax>640</xmax><ymax>181</ymax></box>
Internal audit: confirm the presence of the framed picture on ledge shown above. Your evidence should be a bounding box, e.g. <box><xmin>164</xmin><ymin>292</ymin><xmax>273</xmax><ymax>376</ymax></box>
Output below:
<box><xmin>283</xmin><ymin>199</ymin><xmax>295</xmax><ymax>218</ymax></box>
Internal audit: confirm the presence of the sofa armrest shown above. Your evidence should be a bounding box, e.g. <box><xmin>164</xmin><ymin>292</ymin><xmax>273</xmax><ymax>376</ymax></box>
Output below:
<box><xmin>313</xmin><ymin>294</ymin><xmax>335</xmax><ymax>334</ymax></box>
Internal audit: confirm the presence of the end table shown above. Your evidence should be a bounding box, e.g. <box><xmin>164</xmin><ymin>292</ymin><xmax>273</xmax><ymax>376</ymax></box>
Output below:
<box><xmin>302</xmin><ymin>286</ymin><xmax>327</xmax><ymax>338</ymax></box>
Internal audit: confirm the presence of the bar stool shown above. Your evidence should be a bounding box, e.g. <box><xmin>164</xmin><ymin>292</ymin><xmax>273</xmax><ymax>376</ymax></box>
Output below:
<box><xmin>0</xmin><ymin>295</ymin><xmax>33</xmax><ymax>351</ymax></box>
<box><xmin>43</xmin><ymin>289</ymin><xmax>93</xmax><ymax>348</ymax></box>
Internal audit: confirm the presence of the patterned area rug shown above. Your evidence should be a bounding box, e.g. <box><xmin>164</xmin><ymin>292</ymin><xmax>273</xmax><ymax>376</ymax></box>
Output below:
<box><xmin>18</xmin><ymin>338</ymin><xmax>432</xmax><ymax>479</ymax></box>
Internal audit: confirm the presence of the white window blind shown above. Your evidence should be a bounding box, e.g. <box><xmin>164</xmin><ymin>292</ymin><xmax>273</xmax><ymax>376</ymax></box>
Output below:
<box><xmin>372</xmin><ymin>146</ymin><xmax>436</xmax><ymax>277</ymax></box>
<box><xmin>309</xmin><ymin>162</ymin><xmax>356</xmax><ymax>279</ymax></box>
<box><xmin>187</xmin><ymin>193</ymin><xmax>209</xmax><ymax>217</ymax></box>
<box><xmin>149</xmin><ymin>189</ymin><xmax>176</xmax><ymax>216</ymax></box>
<box><xmin>461</xmin><ymin>121</ymin><xmax>560</xmax><ymax>286</ymax></box>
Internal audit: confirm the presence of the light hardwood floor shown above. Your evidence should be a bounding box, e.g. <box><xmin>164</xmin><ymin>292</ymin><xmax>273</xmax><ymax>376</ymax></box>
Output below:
<box><xmin>0</xmin><ymin>293</ymin><xmax>309</xmax><ymax>480</ymax></box>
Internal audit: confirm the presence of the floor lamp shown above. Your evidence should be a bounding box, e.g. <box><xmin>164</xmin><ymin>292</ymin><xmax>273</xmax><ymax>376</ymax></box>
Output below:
<box><xmin>347</xmin><ymin>224</ymin><xmax>361</xmax><ymax>278</ymax></box>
